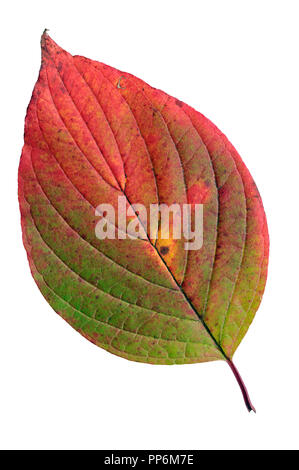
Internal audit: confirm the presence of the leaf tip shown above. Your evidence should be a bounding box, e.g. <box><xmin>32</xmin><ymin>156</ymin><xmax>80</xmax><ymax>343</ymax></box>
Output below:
<box><xmin>40</xmin><ymin>29</ymin><xmax>51</xmax><ymax>63</ymax></box>
<box><xmin>40</xmin><ymin>30</ymin><xmax>63</xmax><ymax>65</ymax></box>
<box><xmin>227</xmin><ymin>359</ymin><xmax>256</xmax><ymax>413</ymax></box>
<box><xmin>41</xmin><ymin>28</ymin><xmax>49</xmax><ymax>48</ymax></box>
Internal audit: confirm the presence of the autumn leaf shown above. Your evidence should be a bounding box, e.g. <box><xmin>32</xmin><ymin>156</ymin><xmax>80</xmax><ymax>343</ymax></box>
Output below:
<box><xmin>18</xmin><ymin>31</ymin><xmax>269</xmax><ymax>412</ymax></box>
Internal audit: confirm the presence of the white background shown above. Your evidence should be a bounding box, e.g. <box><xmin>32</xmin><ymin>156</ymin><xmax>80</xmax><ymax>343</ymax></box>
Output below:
<box><xmin>1</xmin><ymin>0</ymin><xmax>298</xmax><ymax>450</ymax></box>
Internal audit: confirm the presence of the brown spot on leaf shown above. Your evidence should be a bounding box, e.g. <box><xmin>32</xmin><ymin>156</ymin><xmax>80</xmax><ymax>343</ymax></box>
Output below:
<box><xmin>175</xmin><ymin>99</ymin><xmax>183</xmax><ymax>107</ymax></box>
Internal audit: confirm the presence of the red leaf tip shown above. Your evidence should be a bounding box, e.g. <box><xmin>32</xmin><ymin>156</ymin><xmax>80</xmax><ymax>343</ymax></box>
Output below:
<box><xmin>40</xmin><ymin>30</ymin><xmax>62</xmax><ymax>63</ymax></box>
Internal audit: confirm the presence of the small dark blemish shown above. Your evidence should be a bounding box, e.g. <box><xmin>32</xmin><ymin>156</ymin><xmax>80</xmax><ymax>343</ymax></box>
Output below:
<box><xmin>175</xmin><ymin>99</ymin><xmax>183</xmax><ymax>107</ymax></box>
<box><xmin>160</xmin><ymin>246</ymin><xmax>169</xmax><ymax>255</ymax></box>
<box><xmin>117</xmin><ymin>76</ymin><xmax>126</xmax><ymax>89</ymax></box>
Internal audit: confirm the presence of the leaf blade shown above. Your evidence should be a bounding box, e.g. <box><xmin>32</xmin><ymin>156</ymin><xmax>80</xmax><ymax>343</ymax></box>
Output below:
<box><xmin>19</xmin><ymin>33</ymin><xmax>268</xmax><ymax>380</ymax></box>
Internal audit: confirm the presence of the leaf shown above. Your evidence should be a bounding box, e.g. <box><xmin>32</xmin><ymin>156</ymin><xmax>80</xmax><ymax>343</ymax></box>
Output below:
<box><xmin>18</xmin><ymin>31</ymin><xmax>269</xmax><ymax>411</ymax></box>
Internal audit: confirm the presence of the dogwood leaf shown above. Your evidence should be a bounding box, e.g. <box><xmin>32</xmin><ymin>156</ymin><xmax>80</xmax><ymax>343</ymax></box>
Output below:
<box><xmin>18</xmin><ymin>32</ymin><xmax>269</xmax><ymax>411</ymax></box>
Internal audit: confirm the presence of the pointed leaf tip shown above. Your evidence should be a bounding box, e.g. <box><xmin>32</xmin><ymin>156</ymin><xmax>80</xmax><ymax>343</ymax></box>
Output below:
<box><xmin>40</xmin><ymin>31</ymin><xmax>63</xmax><ymax>64</ymax></box>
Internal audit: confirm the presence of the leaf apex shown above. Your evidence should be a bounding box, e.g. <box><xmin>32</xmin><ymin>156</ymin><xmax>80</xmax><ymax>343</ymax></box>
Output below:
<box><xmin>41</xmin><ymin>28</ymin><xmax>49</xmax><ymax>48</ymax></box>
<box><xmin>40</xmin><ymin>30</ymin><xmax>63</xmax><ymax>64</ymax></box>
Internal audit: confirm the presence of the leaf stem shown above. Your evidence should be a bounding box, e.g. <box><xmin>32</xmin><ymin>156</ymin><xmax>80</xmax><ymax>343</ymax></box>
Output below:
<box><xmin>227</xmin><ymin>359</ymin><xmax>256</xmax><ymax>412</ymax></box>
